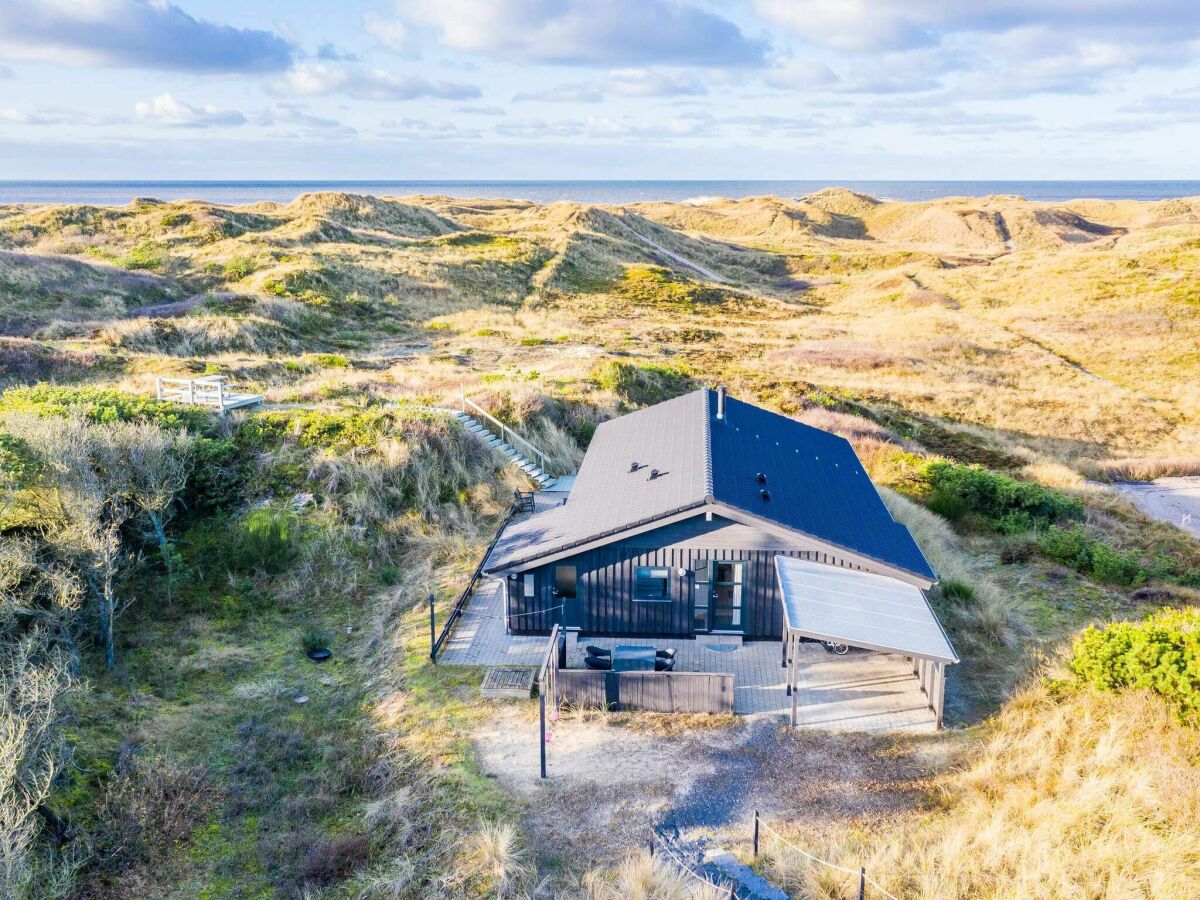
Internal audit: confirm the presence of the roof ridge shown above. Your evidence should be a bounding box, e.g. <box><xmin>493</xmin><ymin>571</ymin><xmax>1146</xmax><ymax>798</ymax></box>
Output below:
<box><xmin>702</xmin><ymin>387</ymin><xmax>714</xmax><ymax>499</ymax></box>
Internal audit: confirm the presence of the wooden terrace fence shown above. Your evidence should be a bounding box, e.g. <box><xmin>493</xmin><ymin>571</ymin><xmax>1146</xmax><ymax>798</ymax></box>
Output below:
<box><xmin>430</xmin><ymin>503</ymin><xmax>518</xmax><ymax>662</ymax></box>
<box><xmin>556</xmin><ymin>669</ymin><xmax>734</xmax><ymax>714</ymax></box>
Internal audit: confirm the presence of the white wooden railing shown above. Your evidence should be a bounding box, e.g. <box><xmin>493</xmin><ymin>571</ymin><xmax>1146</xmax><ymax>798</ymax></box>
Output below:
<box><xmin>460</xmin><ymin>393</ymin><xmax>552</xmax><ymax>475</ymax></box>
<box><xmin>156</xmin><ymin>375</ymin><xmax>228</xmax><ymax>408</ymax></box>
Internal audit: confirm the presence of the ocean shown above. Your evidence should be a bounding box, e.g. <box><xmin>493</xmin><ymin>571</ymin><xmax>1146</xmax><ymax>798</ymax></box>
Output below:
<box><xmin>1</xmin><ymin>180</ymin><xmax>1198</xmax><ymax>206</ymax></box>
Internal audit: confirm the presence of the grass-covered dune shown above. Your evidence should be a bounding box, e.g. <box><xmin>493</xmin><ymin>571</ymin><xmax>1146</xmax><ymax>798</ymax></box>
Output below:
<box><xmin>1</xmin><ymin>189</ymin><xmax>1199</xmax><ymax>897</ymax></box>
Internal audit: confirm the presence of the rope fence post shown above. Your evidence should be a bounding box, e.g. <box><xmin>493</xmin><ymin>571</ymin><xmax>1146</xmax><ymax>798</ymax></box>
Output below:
<box><xmin>858</xmin><ymin>866</ymin><xmax>866</xmax><ymax>900</ymax></box>
<box><xmin>753</xmin><ymin>809</ymin><xmax>760</xmax><ymax>859</ymax></box>
<box><xmin>428</xmin><ymin>593</ymin><xmax>436</xmax><ymax>662</ymax></box>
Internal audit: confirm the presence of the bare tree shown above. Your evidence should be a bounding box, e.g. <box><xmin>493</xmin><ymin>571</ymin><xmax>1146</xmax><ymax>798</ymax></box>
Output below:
<box><xmin>0</xmin><ymin>631</ymin><xmax>72</xmax><ymax>899</ymax></box>
<box><xmin>0</xmin><ymin>538</ymin><xmax>84</xmax><ymax>667</ymax></box>
<box><xmin>119</xmin><ymin>421</ymin><xmax>192</xmax><ymax>582</ymax></box>
<box><xmin>3</xmin><ymin>414</ymin><xmax>134</xmax><ymax>669</ymax></box>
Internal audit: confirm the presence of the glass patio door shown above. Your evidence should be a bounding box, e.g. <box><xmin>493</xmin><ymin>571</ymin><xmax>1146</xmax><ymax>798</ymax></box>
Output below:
<box><xmin>712</xmin><ymin>562</ymin><xmax>744</xmax><ymax>631</ymax></box>
<box><xmin>692</xmin><ymin>560</ymin><xmax>745</xmax><ymax>633</ymax></box>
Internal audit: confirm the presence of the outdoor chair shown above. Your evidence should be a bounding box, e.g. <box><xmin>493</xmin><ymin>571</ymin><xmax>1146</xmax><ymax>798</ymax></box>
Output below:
<box><xmin>655</xmin><ymin>648</ymin><xmax>676</xmax><ymax>660</ymax></box>
<box><xmin>584</xmin><ymin>655</ymin><xmax>612</xmax><ymax>671</ymax></box>
<box><xmin>654</xmin><ymin>657</ymin><xmax>676</xmax><ymax>672</ymax></box>
<box><xmin>585</xmin><ymin>645</ymin><xmax>612</xmax><ymax>658</ymax></box>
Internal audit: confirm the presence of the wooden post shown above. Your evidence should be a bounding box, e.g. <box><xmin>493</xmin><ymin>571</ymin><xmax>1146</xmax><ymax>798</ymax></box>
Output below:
<box><xmin>934</xmin><ymin>661</ymin><xmax>946</xmax><ymax>729</ymax></box>
<box><xmin>753</xmin><ymin>810</ymin><xmax>760</xmax><ymax>858</ymax></box>
<box><xmin>428</xmin><ymin>593</ymin><xmax>436</xmax><ymax>662</ymax></box>
<box><xmin>781</xmin><ymin>629</ymin><xmax>788</xmax><ymax>668</ymax></box>
<box><xmin>186</xmin><ymin>379</ymin><xmax>195</xmax><ymax>405</ymax></box>
<box><xmin>155</xmin><ymin>377</ymin><xmax>162</xmax><ymax>401</ymax></box>
<box><xmin>216</xmin><ymin>380</ymin><xmax>225</xmax><ymax>418</ymax></box>
<box><xmin>858</xmin><ymin>866</ymin><xmax>866</xmax><ymax>900</ymax></box>
<box><xmin>539</xmin><ymin>691</ymin><xmax>547</xmax><ymax>779</ymax></box>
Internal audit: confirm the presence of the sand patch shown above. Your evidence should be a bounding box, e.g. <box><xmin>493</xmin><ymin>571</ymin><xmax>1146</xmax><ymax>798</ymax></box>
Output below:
<box><xmin>1108</xmin><ymin>477</ymin><xmax>1200</xmax><ymax>538</ymax></box>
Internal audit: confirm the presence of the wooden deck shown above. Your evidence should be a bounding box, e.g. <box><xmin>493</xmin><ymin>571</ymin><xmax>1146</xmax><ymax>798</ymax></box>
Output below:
<box><xmin>155</xmin><ymin>376</ymin><xmax>263</xmax><ymax>416</ymax></box>
<box><xmin>438</xmin><ymin>579</ymin><xmax>937</xmax><ymax>732</ymax></box>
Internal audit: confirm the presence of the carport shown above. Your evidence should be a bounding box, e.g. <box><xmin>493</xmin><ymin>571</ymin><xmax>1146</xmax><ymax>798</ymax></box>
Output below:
<box><xmin>774</xmin><ymin>556</ymin><xmax>958</xmax><ymax>729</ymax></box>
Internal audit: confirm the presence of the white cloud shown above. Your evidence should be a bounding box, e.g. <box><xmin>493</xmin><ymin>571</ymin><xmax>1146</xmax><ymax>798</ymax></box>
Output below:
<box><xmin>0</xmin><ymin>0</ymin><xmax>293</xmax><ymax>72</ymax></box>
<box><xmin>363</xmin><ymin>12</ymin><xmax>410</xmax><ymax>54</ymax></box>
<box><xmin>253</xmin><ymin>103</ymin><xmax>356</xmax><ymax>136</ymax></box>
<box><xmin>514</xmin><ymin>82</ymin><xmax>604</xmax><ymax>103</ymax></box>
<box><xmin>756</xmin><ymin>0</ymin><xmax>1200</xmax><ymax>97</ymax></box>
<box><xmin>455</xmin><ymin>105</ymin><xmax>506</xmax><ymax>116</ymax></box>
<box><xmin>271</xmin><ymin>62</ymin><xmax>479</xmax><ymax>101</ymax></box>
<box><xmin>134</xmin><ymin>94</ymin><xmax>247</xmax><ymax>128</ymax></box>
<box><xmin>607</xmin><ymin>69</ymin><xmax>706</xmax><ymax>97</ymax></box>
<box><xmin>0</xmin><ymin>106</ymin><xmax>126</xmax><ymax>126</ymax></box>
<box><xmin>376</xmin><ymin>118</ymin><xmax>482</xmax><ymax>140</ymax></box>
<box><xmin>404</xmin><ymin>0</ymin><xmax>766</xmax><ymax>66</ymax></box>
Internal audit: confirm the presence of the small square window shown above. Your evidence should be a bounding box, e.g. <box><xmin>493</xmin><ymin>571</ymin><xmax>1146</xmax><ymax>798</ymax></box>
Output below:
<box><xmin>523</xmin><ymin>573</ymin><xmax>535</xmax><ymax>599</ymax></box>
<box><xmin>634</xmin><ymin>566</ymin><xmax>671</xmax><ymax>602</ymax></box>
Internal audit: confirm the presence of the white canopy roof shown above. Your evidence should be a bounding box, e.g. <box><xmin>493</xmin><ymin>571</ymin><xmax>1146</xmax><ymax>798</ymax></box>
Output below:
<box><xmin>774</xmin><ymin>556</ymin><xmax>958</xmax><ymax>664</ymax></box>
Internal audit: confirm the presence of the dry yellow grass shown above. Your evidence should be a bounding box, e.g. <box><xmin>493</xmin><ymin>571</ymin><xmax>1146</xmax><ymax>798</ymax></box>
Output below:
<box><xmin>761</xmin><ymin>684</ymin><xmax>1200</xmax><ymax>899</ymax></box>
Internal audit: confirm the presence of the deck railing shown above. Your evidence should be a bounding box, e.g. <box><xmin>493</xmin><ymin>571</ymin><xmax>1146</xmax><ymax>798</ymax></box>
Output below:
<box><xmin>429</xmin><ymin>503</ymin><xmax>518</xmax><ymax>662</ymax></box>
<box><xmin>156</xmin><ymin>375</ymin><xmax>227</xmax><ymax>408</ymax></box>
<box><xmin>537</xmin><ymin>624</ymin><xmax>563</xmax><ymax>779</ymax></box>
<box><xmin>460</xmin><ymin>393</ymin><xmax>553</xmax><ymax>475</ymax></box>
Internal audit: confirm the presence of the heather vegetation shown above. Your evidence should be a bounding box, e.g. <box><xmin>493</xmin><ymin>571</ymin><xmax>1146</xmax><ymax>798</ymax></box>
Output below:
<box><xmin>1</xmin><ymin>189</ymin><xmax>1199</xmax><ymax>897</ymax></box>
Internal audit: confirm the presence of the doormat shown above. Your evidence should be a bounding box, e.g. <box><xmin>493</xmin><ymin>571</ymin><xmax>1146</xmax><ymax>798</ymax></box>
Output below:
<box><xmin>481</xmin><ymin>665</ymin><xmax>538</xmax><ymax>698</ymax></box>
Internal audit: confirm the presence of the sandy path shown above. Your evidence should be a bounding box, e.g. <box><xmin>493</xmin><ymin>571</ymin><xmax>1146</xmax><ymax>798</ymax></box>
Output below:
<box><xmin>472</xmin><ymin>704</ymin><xmax>942</xmax><ymax>878</ymax></box>
<box><xmin>1109</xmin><ymin>477</ymin><xmax>1200</xmax><ymax>539</ymax></box>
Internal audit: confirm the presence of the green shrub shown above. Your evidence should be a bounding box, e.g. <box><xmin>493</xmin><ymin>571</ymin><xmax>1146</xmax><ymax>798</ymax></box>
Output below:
<box><xmin>307</xmin><ymin>353</ymin><xmax>349</xmax><ymax>368</ymax></box>
<box><xmin>240</xmin><ymin>409</ymin><xmax>400</xmax><ymax>452</ymax></box>
<box><xmin>376</xmin><ymin>565</ymin><xmax>402</xmax><ymax>586</ymax></box>
<box><xmin>187</xmin><ymin>437</ymin><xmax>244</xmax><ymax>512</ymax></box>
<box><xmin>1069</xmin><ymin>607</ymin><xmax>1200</xmax><ymax>718</ymax></box>
<box><xmin>0</xmin><ymin>430</ymin><xmax>39</xmax><ymax>487</ymax></box>
<box><xmin>940</xmin><ymin>579</ymin><xmax>977</xmax><ymax>605</ymax></box>
<box><xmin>231</xmin><ymin>509</ymin><xmax>302</xmax><ymax>576</ymax></box>
<box><xmin>592</xmin><ymin>360</ymin><xmax>695</xmax><ymax>406</ymax></box>
<box><xmin>123</xmin><ymin>242</ymin><xmax>165</xmax><ymax>270</ymax></box>
<box><xmin>1038</xmin><ymin>525</ymin><xmax>1146</xmax><ymax>587</ymax></box>
<box><xmin>1090</xmin><ymin>543</ymin><xmax>1145</xmax><ymax>587</ymax></box>
<box><xmin>923</xmin><ymin>461</ymin><xmax>1083</xmax><ymax>533</ymax></box>
<box><xmin>221</xmin><ymin>256</ymin><xmax>258</xmax><ymax>280</ymax></box>
<box><xmin>1037</xmin><ymin>524</ymin><xmax>1095</xmax><ymax>569</ymax></box>
<box><xmin>301</xmin><ymin>625</ymin><xmax>332</xmax><ymax>654</ymax></box>
<box><xmin>0</xmin><ymin>385</ymin><xmax>213</xmax><ymax>430</ymax></box>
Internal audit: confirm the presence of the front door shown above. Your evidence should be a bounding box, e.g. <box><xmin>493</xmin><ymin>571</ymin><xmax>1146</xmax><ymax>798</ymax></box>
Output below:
<box><xmin>712</xmin><ymin>561</ymin><xmax>745</xmax><ymax>632</ymax></box>
<box><xmin>554</xmin><ymin>565</ymin><xmax>581</xmax><ymax>629</ymax></box>
<box><xmin>692</xmin><ymin>560</ymin><xmax>745</xmax><ymax>633</ymax></box>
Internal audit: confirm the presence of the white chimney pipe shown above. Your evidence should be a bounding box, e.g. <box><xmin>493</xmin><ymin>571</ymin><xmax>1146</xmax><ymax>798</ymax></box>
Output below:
<box><xmin>716</xmin><ymin>384</ymin><xmax>726</xmax><ymax>420</ymax></box>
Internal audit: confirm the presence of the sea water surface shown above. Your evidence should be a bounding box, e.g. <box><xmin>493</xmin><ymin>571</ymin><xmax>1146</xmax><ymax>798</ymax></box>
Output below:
<box><xmin>1</xmin><ymin>180</ymin><xmax>1199</xmax><ymax>206</ymax></box>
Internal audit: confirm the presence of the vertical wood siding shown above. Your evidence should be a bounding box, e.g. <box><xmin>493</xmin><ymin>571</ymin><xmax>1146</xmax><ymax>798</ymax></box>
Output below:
<box><xmin>507</xmin><ymin>514</ymin><xmax>882</xmax><ymax>637</ymax></box>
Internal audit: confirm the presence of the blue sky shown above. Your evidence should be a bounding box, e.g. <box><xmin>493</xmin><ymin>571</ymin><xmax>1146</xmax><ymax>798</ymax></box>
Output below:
<box><xmin>0</xmin><ymin>0</ymin><xmax>1198</xmax><ymax>179</ymax></box>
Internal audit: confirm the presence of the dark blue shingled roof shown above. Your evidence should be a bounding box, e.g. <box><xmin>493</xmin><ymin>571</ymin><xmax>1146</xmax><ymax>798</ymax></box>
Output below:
<box><xmin>485</xmin><ymin>388</ymin><xmax>935</xmax><ymax>581</ymax></box>
<box><xmin>707</xmin><ymin>391</ymin><xmax>935</xmax><ymax>581</ymax></box>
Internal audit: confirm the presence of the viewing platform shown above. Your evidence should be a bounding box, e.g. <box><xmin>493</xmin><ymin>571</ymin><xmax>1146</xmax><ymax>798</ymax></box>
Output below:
<box><xmin>155</xmin><ymin>376</ymin><xmax>263</xmax><ymax>417</ymax></box>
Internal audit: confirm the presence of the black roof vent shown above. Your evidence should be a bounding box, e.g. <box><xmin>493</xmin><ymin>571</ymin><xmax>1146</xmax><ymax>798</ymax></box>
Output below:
<box><xmin>756</xmin><ymin>472</ymin><xmax>767</xmax><ymax>484</ymax></box>
<box><xmin>630</xmin><ymin>461</ymin><xmax>641</xmax><ymax>472</ymax></box>
<box><xmin>760</xmin><ymin>489</ymin><xmax>771</xmax><ymax>501</ymax></box>
<box><xmin>650</xmin><ymin>468</ymin><xmax>662</xmax><ymax>480</ymax></box>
